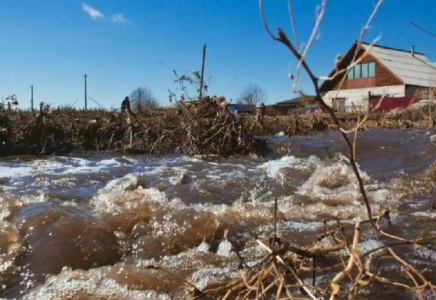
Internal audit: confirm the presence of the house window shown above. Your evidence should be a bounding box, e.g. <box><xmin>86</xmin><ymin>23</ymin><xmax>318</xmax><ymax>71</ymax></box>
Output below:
<box><xmin>368</xmin><ymin>62</ymin><xmax>375</xmax><ymax>77</ymax></box>
<box><xmin>354</xmin><ymin>64</ymin><xmax>361</xmax><ymax>79</ymax></box>
<box><xmin>361</xmin><ymin>63</ymin><xmax>368</xmax><ymax>78</ymax></box>
<box><xmin>347</xmin><ymin>69</ymin><xmax>354</xmax><ymax>80</ymax></box>
<box><xmin>347</xmin><ymin>62</ymin><xmax>375</xmax><ymax>80</ymax></box>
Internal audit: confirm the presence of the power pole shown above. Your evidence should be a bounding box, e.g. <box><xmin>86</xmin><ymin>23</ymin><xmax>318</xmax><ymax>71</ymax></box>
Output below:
<box><xmin>84</xmin><ymin>74</ymin><xmax>88</xmax><ymax>110</ymax></box>
<box><xmin>199</xmin><ymin>44</ymin><xmax>207</xmax><ymax>100</ymax></box>
<box><xmin>31</xmin><ymin>85</ymin><xmax>34</xmax><ymax>113</ymax></box>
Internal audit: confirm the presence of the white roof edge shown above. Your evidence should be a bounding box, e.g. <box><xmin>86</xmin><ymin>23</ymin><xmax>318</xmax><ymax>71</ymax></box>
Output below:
<box><xmin>361</xmin><ymin>44</ymin><xmax>436</xmax><ymax>87</ymax></box>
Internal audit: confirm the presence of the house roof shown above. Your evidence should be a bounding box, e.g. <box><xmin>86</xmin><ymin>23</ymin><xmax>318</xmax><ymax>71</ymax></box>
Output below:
<box><xmin>360</xmin><ymin>42</ymin><xmax>436</xmax><ymax>87</ymax></box>
<box><xmin>276</xmin><ymin>95</ymin><xmax>316</xmax><ymax>106</ymax></box>
<box><xmin>320</xmin><ymin>41</ymin><xmax>436</xmax><ymax>91</ymax></box>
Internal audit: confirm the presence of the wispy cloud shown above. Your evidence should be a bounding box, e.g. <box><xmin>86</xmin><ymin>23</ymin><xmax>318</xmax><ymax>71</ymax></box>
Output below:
<box><xmin>111</xmin><ymin>14</ymin><xmax>130</xmax><ymax>24</ymax></box>
<box><xmin>81</xmin><ymin>3</ymin><xmax>104</xmax><ymax>20</ymax></box>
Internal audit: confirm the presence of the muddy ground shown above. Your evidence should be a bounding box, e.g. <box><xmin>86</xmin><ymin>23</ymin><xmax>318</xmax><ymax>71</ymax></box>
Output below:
<box><xmin>0</xmin><ymin>99</ymin><xmax>433</xmax><ymax>157</ymax></box>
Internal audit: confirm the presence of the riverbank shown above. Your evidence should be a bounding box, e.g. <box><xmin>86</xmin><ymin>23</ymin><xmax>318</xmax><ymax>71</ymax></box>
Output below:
<box><xmin>0</xmin><ymin>100</ymin><xmax>432</xmax><ymax>157</ymax></box>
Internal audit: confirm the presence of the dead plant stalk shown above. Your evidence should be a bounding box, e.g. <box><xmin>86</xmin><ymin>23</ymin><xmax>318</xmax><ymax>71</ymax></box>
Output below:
<box><xmin>259</xmin><ymin>0</ymin><xmax>381</xmax><ymax>237</ymax></box>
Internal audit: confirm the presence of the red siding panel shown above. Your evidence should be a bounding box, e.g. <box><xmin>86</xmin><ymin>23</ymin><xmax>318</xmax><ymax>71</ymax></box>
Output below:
<box><xmin>369</xmin><ymin>96</ymin><xmax>414</xmax><ymax>113</ymax></box>
<box><xmin>343</xmin><ymin>77</ymin><xmax>376</xmax><ymax>89</ymax></box>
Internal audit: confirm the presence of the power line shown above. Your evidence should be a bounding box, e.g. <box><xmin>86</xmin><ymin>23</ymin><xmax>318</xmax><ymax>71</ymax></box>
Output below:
<box><xmin>410</xmin><ymin>21</ymin><xmax>436</xmax><ymax>39</ymax></box>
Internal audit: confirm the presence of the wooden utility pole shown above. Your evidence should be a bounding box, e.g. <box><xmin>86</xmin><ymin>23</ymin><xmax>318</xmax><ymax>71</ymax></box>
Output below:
<box><xmin>31</xmin><ymin>85</ymin><xmax>34</xmax><ymax>113</ymax></box>
<box><xmin>84</xmin><ymin>74</ymin><xmax>88</xmax><ymax>110</ymax></box>
<box><xmin>199</xmin><ymin>44</ymin><xmax>207</xmax><ymax>100</ymax></box>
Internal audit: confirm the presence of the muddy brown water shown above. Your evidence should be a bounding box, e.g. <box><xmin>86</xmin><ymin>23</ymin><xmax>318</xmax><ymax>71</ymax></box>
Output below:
<box><xmin>1</xmin><ymin>128</ymin><xmax>436</xmax><ymax>299</ymax></box>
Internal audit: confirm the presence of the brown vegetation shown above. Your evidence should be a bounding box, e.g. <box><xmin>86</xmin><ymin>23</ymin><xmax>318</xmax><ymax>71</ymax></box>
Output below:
<box><xmin>0</xmin><ymin>97</ymin><xmax>257</xmax><ymax>157</ymax></box>
<box><xmin>181</xmin><ymin>209</ymin><xmax>436</xmax><ymax>300</ymax></box>
<box><xmin>0</xmin><ymin>103</ymin><xmax>433</xmax><ymax>158</ymax></box>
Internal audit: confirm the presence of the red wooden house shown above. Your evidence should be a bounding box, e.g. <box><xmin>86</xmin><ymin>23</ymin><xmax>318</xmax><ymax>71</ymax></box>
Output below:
<box><xmin>320</xmin><ymin>42</ymin><xmax>436</xmax><ymax>113</ymax></box>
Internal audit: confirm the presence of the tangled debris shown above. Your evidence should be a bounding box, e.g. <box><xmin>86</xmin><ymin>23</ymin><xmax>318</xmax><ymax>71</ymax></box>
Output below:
<box><xmin>0</xmin><ymin>101</ymin><xmax>434</xmax><ymax>157</ymax></box>
<box><xmin>178</xmin><ymin>209</ymin><xmax>436</xmax><ymax>300</ymax></box>
<box><xmin>0</xmin><ymin>97</ymin><xmax>258</xmax><ymax>157</ymax></box>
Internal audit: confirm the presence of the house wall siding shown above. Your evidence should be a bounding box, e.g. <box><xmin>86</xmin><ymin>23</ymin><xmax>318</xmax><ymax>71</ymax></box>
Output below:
<box><xmin>374</xmin><ymin>58</ymin><xmax>404</xmax><ymax>87</ymax></box>
<box><xmin>323</xmin><ymin>85</ymin><xmax>405</xmax><ymax>112</ymax></box>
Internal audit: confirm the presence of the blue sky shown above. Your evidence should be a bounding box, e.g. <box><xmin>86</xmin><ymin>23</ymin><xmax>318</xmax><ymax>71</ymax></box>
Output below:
<box><xmin>0</xmin><ymin>0</ymin><xmax>435</xmax><ymax>109</ymax></box>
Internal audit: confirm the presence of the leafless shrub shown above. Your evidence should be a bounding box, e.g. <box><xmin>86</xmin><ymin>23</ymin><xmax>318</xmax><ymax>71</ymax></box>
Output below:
<box><xmin>236</xmin><ymin>83</ymin><xmax>266</xmax><ymax>107</ymax></box>
<box><xmin>130</xmin><ymin>86</ymin><xmax>160</xmax><ymax>114</ymax></box>
<box><xmin>169</xmin><ymin>70</ymin><xmax>210</xmax><ymax>102</ymax></box>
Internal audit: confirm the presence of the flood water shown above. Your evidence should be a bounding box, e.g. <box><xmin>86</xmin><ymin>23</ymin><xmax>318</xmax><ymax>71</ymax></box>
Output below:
<box><xmin>1</xmin><ymin>128</ymin><xmax>436</xmax><ymax>299</ymax></box>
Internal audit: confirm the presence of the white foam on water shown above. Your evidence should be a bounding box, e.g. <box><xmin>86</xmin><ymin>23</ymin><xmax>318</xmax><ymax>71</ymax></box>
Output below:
<box><xmin>411</xmin><ymin>211</ymin><xmax>436</xmax><ymax>219</ymax></box>
<box><xmin>1</xmin><ymin>156</ymin><xmax>146</xmax><ymax>187</ymax></box>
<box><xmin>297</xmin><ymin>157</ymin><xmax>367</xmax><ymax>200</ymax></box>
<box><xmin>189</xmin><ymin>265</ymin><xmax>236</xmax><ymax>290</ymax></box>
<box><xmin>197</xmin><ymin>240</ymin><xmax>210</xmax><ymax>253</ymax></box>
<box><xmin>284</xmin><ymin>220</ymin><xmax>325</xmax><ymax>232</ymax></box>
<box><xmin>0</xmin><ymin>193</ymin><xmax>45</xmax><ymax>221</ymax></box>
<box><xmin>96</xmin><ymin>173</ymin><xmax>142</xmax><ymax>193</ymax></box>
<box><xmin>91</xmin><ymin>185</ymin><xmax>168</xmax><ymax>215</ymax></box>
<box><xmin>99</xmin><ymin>158</ymin><xmax>122</xmax><ymax>166</ymax></box>
<box><xmin>0</xmin><ymin>165</ymin><xmax>34</xmax><ymax>179</ymax></box>
<box><xmin>23</xmin><ymin>275</ymin><xmax>172</xmax><ymax>300</ymax></box>
<box><xmin>205</xmin><ymin>168</ymin><xmax>252</xmax><ymax>184</ymax></box>
<box><xmin>183</xmin><ymin>156</ymin><xmax>204</xmax><ymax>164</ymax></box>
<box><xmin>216</xmin><ymin>239</ymin><xmax>232</xmax><ymax>257</ymax></box>
<box><xmin>121</xmin><ymin>157</ymin><xmax>139</xmax><ymax>165</ymax></box>
<box><xmin>258</xmin><ymin>155</ymin><xmax>318</xmax><ymax>179</ymax></box>
<box><xmin>67</xmin><ymin>157</ymin><xmax>90</xmax><ymax>166</ymax></box>
<box><xmin>412</xmin><ymin>244</ymin><xmax>436</xmax><ymax>262</ymax></box>
<box><xmin>168</xmin><ymin>167</ymin><xmax>189</xmax><ymax>185</ymax></box>
<box><xmin>356</xmin><ymin>239</ymin><xmax>385</xmax><ymax>256</ymax></box>
<box><xmin>143</xmin><ymin>245</ymin><xmax>239</xmax><ymax>286</ymax></box>
<box><xmin>62</xmin><ymin>165</ymin><xmax>107</xmax><ymax>175</ymax></box>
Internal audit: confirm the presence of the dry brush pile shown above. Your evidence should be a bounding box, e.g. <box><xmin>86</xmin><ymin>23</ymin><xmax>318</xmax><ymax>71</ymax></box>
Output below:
<box><xmin>175</xmin><ymin>208</ymin><xmax>436</xmax><ymax>300</ymax></box>
<box><xmin>0</xmin><ymin>97</ymin><xmax>259</xmax><ymax>157</ymax></box>
<box><xmin>1</xmin><ymin>105</ymin><xmax>435</xmax><ymax>157</ymax></box>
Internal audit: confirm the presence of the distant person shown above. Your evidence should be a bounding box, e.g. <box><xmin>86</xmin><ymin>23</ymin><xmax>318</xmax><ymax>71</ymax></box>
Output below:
<box><xmin>259</xmin><ymin>103</ymin><xmax>266</xmax><ymax>124</ymax></box>
<box><xmin>121</xmin><ymin>96</ymin><xmax>131</xmax><ymax>113</ymax></box>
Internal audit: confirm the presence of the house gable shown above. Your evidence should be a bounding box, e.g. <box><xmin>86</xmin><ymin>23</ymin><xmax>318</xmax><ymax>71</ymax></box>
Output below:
<box><xmin>320</xmin><ymin>42</ymin><xmax>404</xmax><ymax>93</ymax></box>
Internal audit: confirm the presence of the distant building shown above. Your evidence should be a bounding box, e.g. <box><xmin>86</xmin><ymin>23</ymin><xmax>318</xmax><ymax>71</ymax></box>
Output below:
<box><xmin>320</xmin><ymin>41</ymin><xmax>436</xmax><ymax>113</ymax></box>
<box><xmin>274</xmin><ymin>95</ymin><xmax>317</xmax><ymax>115</ymax></box>
<box><xmin>227</xmin><ymin>104</ymin><xmax>254</xmax><ymax>114</ymax></box>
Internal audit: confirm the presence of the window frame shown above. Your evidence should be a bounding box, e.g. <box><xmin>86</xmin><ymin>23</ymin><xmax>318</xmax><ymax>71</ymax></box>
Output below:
<box><xmin>347</xmin><ymin>68</ymin><xmax>354</xmax><ymax>80</ymax></box>
<box><xmin>361</xmin><ymin>63</ymin><xmax>369</xmax><ymax>78</ymax></box>
<box><xmin>354</xmin><ymin>64</ymin><xmax>361</xmax><ymax>79</ymax></box>
<box><xmin>368</xmin><ymin>62</ymin><xmax>375</xmax><ymax>77</ymax></box>
<box><xmin>347</xmin><ymin>62</ymin><xmax>376</xmax><ymax>80</ymax></box>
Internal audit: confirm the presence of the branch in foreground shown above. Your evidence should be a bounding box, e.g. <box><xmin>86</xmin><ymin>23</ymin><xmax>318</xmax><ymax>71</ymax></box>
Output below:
<box><xmin>259</xmin><ymin>0</ymin><xmax>377</xmax><ymax>236</ymax></box>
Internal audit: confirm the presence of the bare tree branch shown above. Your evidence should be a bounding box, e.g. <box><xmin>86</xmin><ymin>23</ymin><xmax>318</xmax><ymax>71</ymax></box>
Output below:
<box><xmin>236</xmin><ymin>83</ymin><xmax>266</xmax><ymax>106</ymax></box>
<box><xmin>129</xmin><ymin>86</ymin><xmax>160</xmax><ymax>114</ymax></box>
<box><xmin>259</xmin><ymin>0</ymin><xmax>380</xmax><ymax>237</ymax></box>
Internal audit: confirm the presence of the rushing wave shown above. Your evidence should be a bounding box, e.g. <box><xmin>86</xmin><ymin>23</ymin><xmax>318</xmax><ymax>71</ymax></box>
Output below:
<box><xmin>1</xmin><ymin>129</ymin><xmax>436</xmax><ymax>299</ymax></box>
